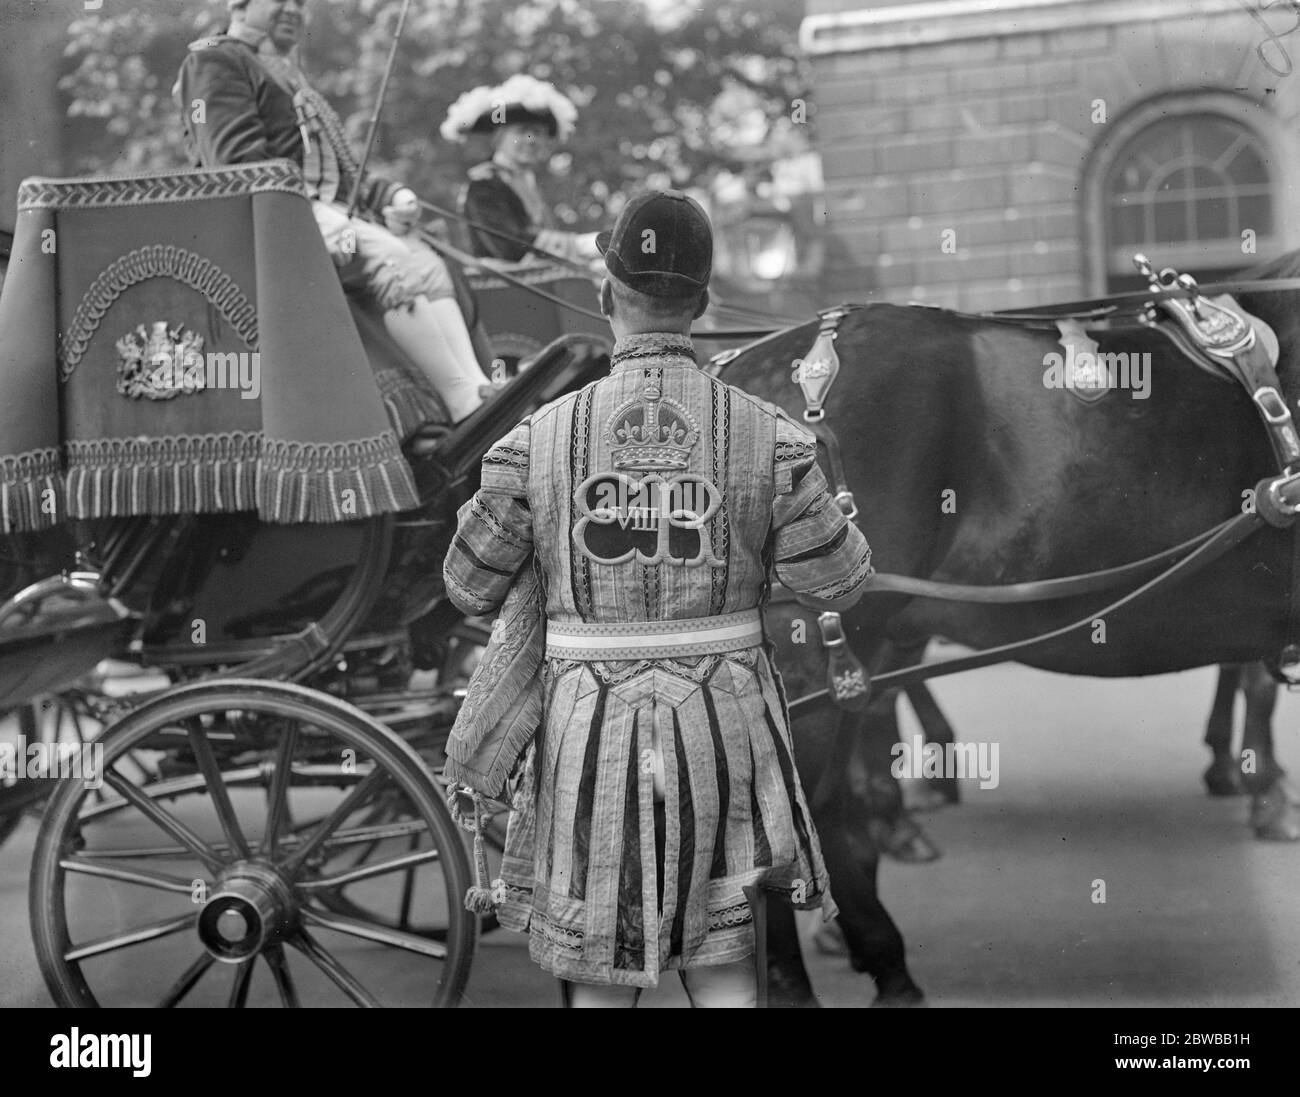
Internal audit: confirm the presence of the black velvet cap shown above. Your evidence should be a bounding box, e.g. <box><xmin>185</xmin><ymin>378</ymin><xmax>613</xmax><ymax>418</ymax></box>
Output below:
<box><xmin>596</xmin><ymin>190</ymin><xmax>713</xmax><ymax>298</ymax></box>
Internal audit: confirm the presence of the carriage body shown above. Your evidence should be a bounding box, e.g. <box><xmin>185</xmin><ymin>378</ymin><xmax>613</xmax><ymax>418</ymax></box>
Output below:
<box><xmin>0</xmin><ymin>161</ymin><xmax>611</xmax><ymax>1006</ymax></box>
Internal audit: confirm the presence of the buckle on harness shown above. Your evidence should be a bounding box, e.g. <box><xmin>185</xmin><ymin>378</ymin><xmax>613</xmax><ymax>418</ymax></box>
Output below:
<box><xmin>1253</xmin><ymin>386</ymin><xmax>1293</xmax><ymax>426</ymax></box>
<box><xmin>1259</xmin><ymin>469</ymin><xmax>1300</xmax><ymax>527</ymax></box>
<box><xmin>833</xmin><ymin>490</ymin><xmax>859</xmax><ymax>521</ymax></box>
<box><xmin>817</xmin><ymin>611</ymin><xmax>872</xmax><ymax>711</ymax></box>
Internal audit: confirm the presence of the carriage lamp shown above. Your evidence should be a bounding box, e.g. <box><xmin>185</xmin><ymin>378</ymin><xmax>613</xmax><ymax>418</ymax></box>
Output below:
<box><xmin>741</xmin><ymin>216</ymin><xmax>799</xmax><ymax>282</ymax></box>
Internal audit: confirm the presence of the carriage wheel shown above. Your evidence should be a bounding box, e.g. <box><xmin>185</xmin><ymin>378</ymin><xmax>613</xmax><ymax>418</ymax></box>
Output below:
<box><xmin>315</xmin><ymin>618</ymin><xmax>509</xmax><ymax>935</ymax></box>
<box><xmin>30</xmin><ymin>679</ymin><xmax>475</xmax><ymax>1007</ymax></box>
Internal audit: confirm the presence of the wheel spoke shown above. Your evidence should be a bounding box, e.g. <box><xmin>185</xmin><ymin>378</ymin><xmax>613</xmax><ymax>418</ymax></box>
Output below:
<box><xmin>334</xmin><ymin>801</ymin><xmax>393</xmax><ymax>871</ymax></box>
<box><xmin>185</xmin><ymin>722</ymin><xmax>251</xmax><ymax>860</ymax></box>
<box><xmin>76</xmin><ymin>844</ymin><xmax>196</xmax><ymax>860</ymax></box>
<box><xmin>102</xmin><ymin>769</ymin><xmax>225</xmax><ymax>874</ymax></box>
<box><xmin>65</xmin><ymin>912</ymin><xmax>196</xmax><ymax>962</ymax></box>
<box><xmin>158</xmin><ymin>952</ymin><xmax>215</xmax><ymax>1008</ymax></box>
<box><xmin>77</xmin><ymin>819</ymin><xmax>429</xmax><ymax>862</ymax></box>
<box><xmin>320</xmin><ymin>818</ymin><xmax>428</xmax><ymax>849</ymax></box>
<box><xmin>60</xmin><ymin>856</ymin><xmax>201</xmax><ymax>895</ymax></box>
<box><xmin>300</xmin><ymin>905</ymin><xmax>449</xmax><ymax>960</ymax></box>
<box><xmin>289</xmin><ymin>929</ymin><xmax>382</xmax><ymax>1007</ymax></box>
<box><xmin>228</xmin><ymin>960</ymin><xmax>254</xmax><ymax>1008</ymax></box>
<box><xmin>261</xmin><ymin>723</ymin><xmax>299</xmax><ymax>855</ymax></box>
<box><xmin>264</xmin><ymin>944</ymin><xmax>299</xmax><ymax>1008</ymax></box>
<box><xmin>297</xmin><ymin>847</ymin><xmax>441</xmax><ymax>891</ymax></box>
<box><xmin>280</xmin><ymin>767</ymin><xmax>386</xmax><ymax>877</ymax></box>
<box><xmin>398</xmin><ymin>830</ymin><xmax>420</xmax><ymax>929</ymax></box>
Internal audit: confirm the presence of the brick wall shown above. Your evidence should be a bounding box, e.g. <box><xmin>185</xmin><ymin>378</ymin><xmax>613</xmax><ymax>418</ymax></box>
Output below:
<box><xmin>808</xmin><ymin>6</ymin><xmax>1300</xmax><ymax>310</ymax></box>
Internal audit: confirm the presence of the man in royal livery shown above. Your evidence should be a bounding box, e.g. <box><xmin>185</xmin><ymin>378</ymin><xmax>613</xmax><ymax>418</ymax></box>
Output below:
<box><xmin>443</xmin><ymin>190</ymin><xmax>874</xmax><ymax>1006</ymax></box>
<box><xmin>176</xmin><ymin>0</ymin><xmax>493</xmax><ymax>424</ymax></box>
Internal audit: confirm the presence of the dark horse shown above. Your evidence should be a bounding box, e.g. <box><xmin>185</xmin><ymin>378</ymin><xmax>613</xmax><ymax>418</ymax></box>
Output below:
<box><xmin>722</xmin><ymin>251</ymin><xmax>1300</xmax><ymax>1005</ymax></box>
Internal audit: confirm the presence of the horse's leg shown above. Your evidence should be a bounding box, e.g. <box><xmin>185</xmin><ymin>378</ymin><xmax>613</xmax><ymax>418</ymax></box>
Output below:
<box><xmin>905</xmin><ymin>677</ymin><xmax>960</xmax><ymax>808</ymax></box>
<box><xmin>1203</xmin><ymin>664</ymin><xmax>1244</xmax><ymax>796</ymax></box>
<box><xmin>858</xmin><ymin>686</ymin><xmax>941</xmax><ymax>863</ymax></box>
<box><xmin>796</xmin><ymin>706</ymin><xmax>925</xmax><ymax>1006</ymax></box>
<box><xmin>1239</xmin><ymin>662</ymin><xmax>1300</xmax><ymax>840</ymax></box>
<box><xmin>764</xmin><ymin>894</ymin><xmax>819</xmax><ymax>1008</ymax></box>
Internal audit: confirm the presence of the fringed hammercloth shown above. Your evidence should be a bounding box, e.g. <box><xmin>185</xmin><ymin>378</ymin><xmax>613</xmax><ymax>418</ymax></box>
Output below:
<box><xmin>0</xmin><ymin>161</ymin><xmax>419</xmax><ymax>534</ymax></box>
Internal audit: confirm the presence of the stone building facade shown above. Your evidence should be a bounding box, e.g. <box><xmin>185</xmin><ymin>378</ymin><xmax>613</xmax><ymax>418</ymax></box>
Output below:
<box><xmin>800</xmin><ymin>0</ymin><xmax>1300</xmax><ymax>311</ymax></box>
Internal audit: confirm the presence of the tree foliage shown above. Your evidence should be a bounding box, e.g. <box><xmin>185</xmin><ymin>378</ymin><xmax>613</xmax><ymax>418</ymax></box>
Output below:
<box><xmin>60</xmin><ymin>0</ymin><xmax>812</xmax><ymax>228</ymax></box>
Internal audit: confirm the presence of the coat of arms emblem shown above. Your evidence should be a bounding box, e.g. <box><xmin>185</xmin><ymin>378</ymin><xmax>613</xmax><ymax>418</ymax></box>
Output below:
<box><xmin>115</xmin><ymin>322</ymin><xmax>205</xmax><ymax>401</ymax></box>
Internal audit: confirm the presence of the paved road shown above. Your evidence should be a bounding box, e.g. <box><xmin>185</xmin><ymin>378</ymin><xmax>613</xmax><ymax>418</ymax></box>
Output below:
<box><xmin>3</xmin><ymin>661</ymin><xmax>1298</xmax><ymax>1007</ymax></box>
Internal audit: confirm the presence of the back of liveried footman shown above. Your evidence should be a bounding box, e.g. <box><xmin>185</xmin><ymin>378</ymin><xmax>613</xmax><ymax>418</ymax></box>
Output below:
<box><xmin>443</xmin><ymin>189</ymin><xmax>873</xmax><ymax>1007</ymax></box>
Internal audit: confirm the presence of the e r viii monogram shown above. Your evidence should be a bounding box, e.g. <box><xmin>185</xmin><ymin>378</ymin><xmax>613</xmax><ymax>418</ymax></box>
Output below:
<box><xmin>574</xmin><ymin>472</ymin><xmax>726</xmax><ymax>567</ymax></box>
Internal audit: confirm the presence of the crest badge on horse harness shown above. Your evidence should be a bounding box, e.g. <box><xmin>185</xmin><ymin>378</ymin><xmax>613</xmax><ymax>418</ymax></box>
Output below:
<box><xmin>1054</xmin><ymin>319</ymin><xmax>1109</xmax><ymax>404</ymax></box>
<box><xmin>115</xmin><ymin>322</ymin><xmax>206</xmax><ymax>401</ymax></box>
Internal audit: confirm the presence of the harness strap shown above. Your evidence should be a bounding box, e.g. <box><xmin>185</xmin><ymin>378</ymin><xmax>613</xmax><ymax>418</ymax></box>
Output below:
<box><xmin>986</xmin><ymin>277</ymin><xmax>1300</xmax><ymax>325</ymax></box>
<box><xmin>766</xmin><ymin>518</ymin><xmax>1232</xmax><ymax>605</ymax></box>
<box><xmin>789</xmin><ymin>505</ymin><xmax>1277</xmax><ymax>715</ymax></box>
<box><xmin>807</xmin><ymin>420</ymin><xmax>858</xmax><ymax>522</ymax></box>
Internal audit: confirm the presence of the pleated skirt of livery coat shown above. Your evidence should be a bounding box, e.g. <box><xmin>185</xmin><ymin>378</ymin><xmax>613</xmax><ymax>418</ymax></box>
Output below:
<box><xmin>496</xmin><ymin>643</ymin><xmax>834</xmax><ymax>988</ymax></box>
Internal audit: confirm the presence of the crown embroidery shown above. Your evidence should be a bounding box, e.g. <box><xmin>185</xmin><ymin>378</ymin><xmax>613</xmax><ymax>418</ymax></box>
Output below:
<box><xmin>607</xmin><ymin>391</ymin><xmax>698</xmax><ymax>472</ymax></box>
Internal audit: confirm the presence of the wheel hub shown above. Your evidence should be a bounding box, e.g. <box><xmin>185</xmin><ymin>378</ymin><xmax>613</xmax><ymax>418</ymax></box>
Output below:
<box><xmin>197</xmin><ymin>862</ymin><xmax>296</xmax><ymax>962</ymax></box>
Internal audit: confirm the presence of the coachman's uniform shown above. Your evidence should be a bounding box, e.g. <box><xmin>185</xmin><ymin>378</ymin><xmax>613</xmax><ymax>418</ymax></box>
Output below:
<box><xmin>460</xmin><ymin>159</ymin><xmax>562</xmax><ymax>263</ymax></box>
<box><xmin>175</xmin><ymin>33</ymin><xmax>457</xmax><ymax>313</ymax></box>
<box><xmin>444</xmin><ymin>327</ymin><xmax>873</xmax><ymax>987</ymax></box>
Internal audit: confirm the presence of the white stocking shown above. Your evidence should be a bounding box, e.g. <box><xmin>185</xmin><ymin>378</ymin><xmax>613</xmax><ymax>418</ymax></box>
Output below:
<box><xmin>680</xmin><ymin>960</ymin><xmax>758</xmax><ymax>1008</ymax></box>
<box><xmin>383</xmin><ymin>296</ymin><xmax>490</xmax><ymax>423</ymax></box>
<box><xmin>563</xmin><ymin>981</ymin><xmax>640</xmax><ymax>1008</ymax></box>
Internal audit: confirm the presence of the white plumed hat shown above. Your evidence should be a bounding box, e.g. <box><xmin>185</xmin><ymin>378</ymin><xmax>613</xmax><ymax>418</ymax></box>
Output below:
<box><xmin>441</xmin><ymin>74</ymin><xmax>578</xmax><ymax>143</ymax></box>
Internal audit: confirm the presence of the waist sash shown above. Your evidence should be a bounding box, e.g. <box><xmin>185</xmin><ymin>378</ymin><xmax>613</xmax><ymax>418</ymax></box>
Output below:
<box><xmin>544</xmin><ymin>609</ymin><xmax>763</xmax><ymax>661</ymax></box>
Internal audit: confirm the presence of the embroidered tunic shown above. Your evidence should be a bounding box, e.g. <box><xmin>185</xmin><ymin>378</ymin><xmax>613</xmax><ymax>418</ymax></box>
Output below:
<box><xmin>444</xmin><ymin>333</ymin><xmax>873</xmax><ymax>986</ymax></box>
<box><xmin>458</xmin><ymin>159</ymin><xmax>593</xmax><ymax>264</ymax></box>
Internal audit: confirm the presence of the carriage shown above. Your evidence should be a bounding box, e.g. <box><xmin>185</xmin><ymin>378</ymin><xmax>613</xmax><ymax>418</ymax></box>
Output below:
<box><xmin>9</xmin><ymin>151</ymin><xmax>1300</xmax><ymax>1010</ymax></box>
<box><xmin>0</xmin><ymin>160</ymin><xmax>613</xmax><ymax>1007</ymax></box>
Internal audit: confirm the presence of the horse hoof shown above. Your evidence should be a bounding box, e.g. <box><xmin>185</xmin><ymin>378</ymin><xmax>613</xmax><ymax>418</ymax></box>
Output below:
<box><xmin>1249</xmin><ymin>789</ymin><xmax>1300</xmax><ymax>841</ymax></box>
<box><xmin>886</xmin><ymin>828</ymin><xmax>942</xmax><ymax>864</ymax></box>
<box><xmin>812</xmin><ymin>923</ymin><xmax>848</xmax><ymax>957</ymax></box>
<box><xmin>1280</xmin><ymin>779</ymin><xmax>1300</xmax><ymax>808</ymax></box>
<box><xmin>871</xmin><ymin>986</ymin><xmax>926</xmax><ymax>1008</ymax></box>
<box><xmin>867</xmin><ymin>815</ymin><xmax>942</xmax><ymax>862</ymax></box>
<box><xmin>901</xmin><ymin>780</ymin><xmax>952</xmax><ymax>813</ymax></box>
<box><xmin>1254</xmin><ymin>821</ymin><xmax>1300</xmax><ymax>841</ymax></box>
<box><xmin>1203</xmin><ymin>761</ymin><xmax>1243</xmax><ymax>797</ymax></box>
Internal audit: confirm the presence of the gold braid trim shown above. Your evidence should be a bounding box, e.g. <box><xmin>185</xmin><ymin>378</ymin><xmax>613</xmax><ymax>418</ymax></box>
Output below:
<box><xmin>60</xmin><ymin>246</ymin><xmax>258</xmax><ymax>381</ymax></box>
<box><xmin>17</xmin><ymin>161</ymin><xmax>306</xmax><ymax>211</ymax></box>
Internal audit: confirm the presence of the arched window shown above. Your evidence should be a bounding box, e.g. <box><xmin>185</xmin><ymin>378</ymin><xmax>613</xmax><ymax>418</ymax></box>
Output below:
<box><xmin>1086</xmin><ymin>99</ymin><xmax>1298</xmax><ymax>293</ymax></box>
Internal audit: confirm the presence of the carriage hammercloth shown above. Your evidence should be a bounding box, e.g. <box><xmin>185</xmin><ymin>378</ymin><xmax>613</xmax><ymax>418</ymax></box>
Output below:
<box><xmin>0</xmin><ymin>160</ymin><xmax>419</xmax><ymax>533</ymax></box>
